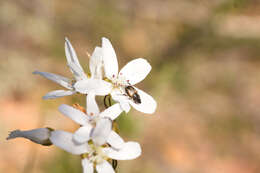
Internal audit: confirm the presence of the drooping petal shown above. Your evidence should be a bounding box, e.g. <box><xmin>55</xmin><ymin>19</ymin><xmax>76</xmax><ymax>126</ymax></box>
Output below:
<box><xmin>119</xmin><ymin>58</ymin><xmax>151</xmax><ymax>85</ymax></box>
<box><xmin>73</xmin><ymin>125</ymin><xmax>92</xmax><ymax>144</ymax></box>
<box><xmin>65</xmin><ymin>38</ymin><xmax>84</xmax><ymax>73</ymax></box>
<box><xmin>128</xmin><ymin>88</ymin><xmax>157</xmax><ymax>114</ymax></box>
<box><xmin>33</xmin><ymin>71</ymin><xmax>72</xmax><ymax>89</ymax></box>
<box><xmin>6</xmin><ymin>128</ymin><xmax>52</xmax><ymax>146</ymax></box>
<box><xmin>91</xmin><ymin>118</ymin><xmax>112</xmax><ymax>146</ymax></box>
<box><xmin>82</xmin><ymin>158</ymin><xmax>94</xmax><ymax>173</ymax></box>
<box><xmin>102</xmin><ymin>37</ymin><xmax>118</xmax><ymax>80</ymax></box>
<box><xmin>58</xmin><ymin>104</ymin><xmax>89</xmax><ymax>125</ymax></box>
<box><xmin>86</xmin><ymin>92</ymin><xmax>100</xmax><ymax>116</ymax></box>
<box><xmin>43</xmin><ymin>90</ymin><xmax>76</xmax><ymax>100</ymax></box>
<box><xmin>90</xmin><ymin>46</ymin><xmax>103</xmax><ymax>79</ymax></box>
<box><xmin>107</xmin><ymin>131</ymin><xmax>124</xmax><ymax>149</ymax></box>
<box><xmin>99</xmin><ymin>103</ymin><xmax>123</xmax><ymax>120</ymax></box>
<box><xmin>103</xmin><ymin>142</ymin><xmax>141</xmax><ymax>160</ymax></box>
<box><xmin>96</xmin><ymin>160</ymin><xmax>114</xmax><ymax>173</ymax></box>
<box><xmin>50</xmin><ymin>130</ymin><xmax>89</xmax><ymax>155</ymax></box>
<box><xmin>74</xmin><ymin>79</ymin><xmax>112</xmax><ymax>96</ymax></box>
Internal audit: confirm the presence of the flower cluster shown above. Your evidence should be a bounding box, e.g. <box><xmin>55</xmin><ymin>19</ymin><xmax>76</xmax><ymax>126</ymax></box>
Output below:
<box><xmin>7</xmin><ymin>37</ymin><xmax>157</xmax><ymax>173</ymax></box>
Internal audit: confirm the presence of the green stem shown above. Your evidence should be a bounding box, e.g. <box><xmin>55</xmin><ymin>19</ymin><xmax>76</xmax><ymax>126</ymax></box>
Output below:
<box><xmin>104</xmin><ymin>95</ymin><xmax>112</xmax><ymax>108</ymax></box>
<box><xmin>112</xmin><ymin>159</ymin><xmax>118</xmax><ymax>170</ymax></box>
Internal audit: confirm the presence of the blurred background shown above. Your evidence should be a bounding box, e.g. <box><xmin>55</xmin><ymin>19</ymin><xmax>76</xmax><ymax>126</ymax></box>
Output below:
<box><xmin>1</xmin><ymin>0</ymin><xmax>260</xmax><ymax>173</ymax></box>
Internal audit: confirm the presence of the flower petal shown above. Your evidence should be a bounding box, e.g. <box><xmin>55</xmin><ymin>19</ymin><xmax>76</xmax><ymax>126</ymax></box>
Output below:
<box><xmin>119</xmin><ymin>58</ymin><xmax>151</xmax><ymax>85</ymax></box>
<box><xmin>86</xmin><ymin>92</ymin><xmax>100</xmax><ymax>116</ymax></box>
<box><xmin>82</xmin><ymin>158</ymin><xmax>94</xmax><ymax>173</ymax></box>
<box><xmin>43</xmin><ymin>90</ymin><xmax>76</xmax><ymax>99</ymax></box>
<box><xmin>102</xmin><ymin>37</ymin><xmax>118</xmax><ymax>79</ymax></box>
<box><xmin>50</xmin><ymin>130</ymin><xmax>89</xmax><ymax>155</ymax></box>
<box><xmin>74</xmin><ymin>79</ymin><xmax>112</xmax><ymax>96</ymax></box>
<box><xmin>67</xmin><ymin>63</ymin><xmax>88</xmax><ymax>81</ymax></box>
<box><xmin>65</xmin><ymin>38</ymin><xmax>85</xmax><ymax>73</ymax></box>
<box><xmin>58</xmin><ymin>104</ymin><xmax>89</xmax><ymax>125</ymax></box>
<box><xmin>73</xmin><ymin>125</ymin><xmax>92</xmax><ymax>144</ymax></box>
<box><xmin>103</xmin><ymin>142</ymin><xmax>141</xmax><ymax>160</ymax></box>
<box><xmin>119</xmin><ymin>100</ymin><xmax>131</xmax><ymax>113</ymax></box>
<box><xmin>107</xmin><ymin>131</ymin><xmax>124</xmax><ymax>149</ymax></box>
<box><xmin>6</xmin><ymin>128</ymin><xmax>52</xmax><ymax>146</ymax></box>
<box><xmin>111</xmin><ymin>92</ymin><xmax>131</xmax><ymax>113</ymax></box>
<box><xmin>128</xmin><ymin>88</ymin><xmax>157</xmax><ymax>114</ymax></box>
<box><xmin>96</xmin><ymin>160</ymin><xmax>114</xmax><ymax>173</ymax></box>
<box><xmin>99</xmin><ymin>103</ymin><xmax>123</xmax><ymax>120</ymax></box>
<box><xmin>119</xmin><ymin>101</ymin><xmax>131</xmax><ymax>113</ymax></box>
<box><xmin>90</xmin><ymin>46</ymin><xmax>103</xmax><ymax>80</ymax></box>
<box><xmin>91</xmin><ymin>118</ymin><xmax>112</xmax><ymax>146</ymax></box>
<box><xmin>33</xmin><ymin>71</ymin><xmax>72</xmax><ymax>89</ymax></box>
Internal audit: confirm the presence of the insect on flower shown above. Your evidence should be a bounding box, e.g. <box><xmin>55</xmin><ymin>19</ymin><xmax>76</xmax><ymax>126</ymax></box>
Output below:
<box><xmin>101</xmin><ymin>37</ymin><xmax>157</xmax><ymax>114</ymax></box>
<box><xmin>125</xmin><ymin>85</ymin><xmax>141</xmax><ymax>104</ymax></box>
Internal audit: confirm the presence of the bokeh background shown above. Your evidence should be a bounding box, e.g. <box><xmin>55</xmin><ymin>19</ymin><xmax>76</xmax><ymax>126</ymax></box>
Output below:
<box><xmin>1</xmin><ymin>0</ymin><xmax>260</xmax><ymax>173</ymax></box>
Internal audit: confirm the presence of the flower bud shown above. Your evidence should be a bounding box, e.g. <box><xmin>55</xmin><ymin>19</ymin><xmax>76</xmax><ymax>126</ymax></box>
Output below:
<box><xmin>7</xmin><ymin>128</ymin><xmax>54</xmax><ymax>146</ymax></box>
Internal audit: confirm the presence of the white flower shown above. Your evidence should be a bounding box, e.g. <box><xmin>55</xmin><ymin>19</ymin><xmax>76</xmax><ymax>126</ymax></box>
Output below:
<box><xmin>57</xmin><ymin>92</ymin><xmax>123</xmax><ymax>145</ymax></box>
<box><xmin>50</xmin><ymin>129</ymin><xmax>141</xmax><ymax>173</ymax></box>
<box><xmin>49</xmin><ymin>94</ymin><xmax>141</xmax><ymax>173</ymax></box>
<box><xmin>102</xmin><ymin>37</ymin><xmax>157</xmax><ymax>114</ymax></box>
<box><xmin>6</xmin><ymin>128</ymin><xmax>53</xmax><ymax>146</ymax></box>
<box><xmin>81</xmin><ymin>141</ymin><xmax>141</xmax><ymax>173</ymax></box>
<box><xmin>33</xmin><ymin>38</ymin><xmax>111</xmax><ymax>99</ymax></box>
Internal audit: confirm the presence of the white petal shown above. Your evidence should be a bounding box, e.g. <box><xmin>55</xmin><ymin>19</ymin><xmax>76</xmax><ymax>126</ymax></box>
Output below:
<box><xmin>96</xmin><ymin>160</ymin><xmax>114</xmax><ymax>173</ymax></box>
<box><xmin>91</xmin><ymin>118</ymin><xmax>112</xmax><ymax>146</ymax></box>
<box><xmin>111</xmin><ymin>92</ymin><xmax>131</xmax><ymax>113</ymax></box>
<box><xmin>82</xmin><ymin>158</ymin><xmax>94</xmax><ymax>173</ymax></box>
<box><xmin>65</xmin><ymin>38</ymin><xmax>85</xmax><ymax>73</ymax></box>
<box><xmin>90</xmin><ymin>46</ymin><xmax>103</xmax><ymax>79</ymax></box>
<box><xmin>102</xmin><ymin>37</ymin><xmax>118</xmax><ymax>79</ymax></box>
<box><xmin>43</xmin><ymin>90</ymin><xmax>76</xmax><ymax>99</ymax></box>
<box><xmin>86</xmin><ymin>92</ymin><xmax>100</xmax><ymax>116</ymax></box>
<box><xmin>119</xmin><ymin>101</ymin><xmax>131</xmax><ymax>113</ymax></box>
<box><xmin>107</xmin><ymin>131</ymin><xmax>124</xmax><ymax>149</ymax></box>
<box><xmin>119</xmin><ymin>58</ymin><xmax>151</xmax><ymax>85</ymax></box>
<box><xmin>33</xmin><ymin>71</ymin><xmax>72</xmax><ymax>89</ymax></box>
<box><xmin>6</xmin><ymin>128</ymin><xmax>52</xmax><ymax>146</ymax></box>
<box><xmin>65</xmin><ymin>38</ymin><xmax>87</xmax><ymax>81</ymax></box>
<box><xmin>103</xmin><ymin>142</ymin><xmax>141</xmax><ymax>160</ymax></box>
<box><xmin>73</xmin><ymin>125</ymin><xmax>92</xmax><ymax>144</ymax></box>
<box><xmin>74</xmin><ymin>79</ymin><xmax>112</xmax><ymax>96</ymax></box>
<box><xmin>67</xmin><ymin>63</ymin><xmax>88</xmax><ymax>81</ymax></box>
<box><xmin>58</xmin><ymin>104</ymin><xmax>89</xmax><ymax>125</ymax></box>
<box><xmin>129</xmin><ymin>88</ymin><xmax>157</xmax><ymax>114</ymax></box>
<box><xmin>99</xmin><ymin>103</ymin><xmax>123</xmax><ymax>120</ymax></box>
<box><xmin>50</xmin><ymin>130</ymin><xmax>89</xmax><ymax>155</ymax></box>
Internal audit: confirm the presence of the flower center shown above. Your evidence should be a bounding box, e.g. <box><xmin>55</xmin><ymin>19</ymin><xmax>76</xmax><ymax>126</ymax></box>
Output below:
<box><xmin>111</xmin><ymin>73</ymin><xmax>128</xmax><ymax>89</ymax></box>
<box><xmin>88</xmin><ymin>143</ymin><xmax>108</xmax><ymax>164</ymax></box>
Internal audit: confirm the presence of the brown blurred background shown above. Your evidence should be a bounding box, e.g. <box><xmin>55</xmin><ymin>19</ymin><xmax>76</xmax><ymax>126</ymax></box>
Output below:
<box><xmin>1</xmin><ymin>0</ymin><xmax>260</xmax><ymax>173</ymax></box>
